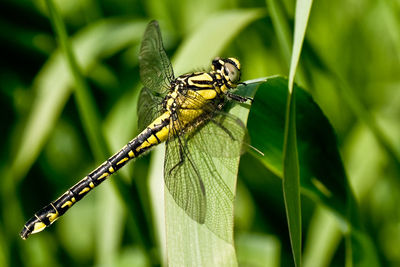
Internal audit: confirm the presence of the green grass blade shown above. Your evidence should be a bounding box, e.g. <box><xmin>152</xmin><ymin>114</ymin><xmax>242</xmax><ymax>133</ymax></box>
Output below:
<box><xmin>45</xmin><ymin>1</ymin><xmax>120</xmax><ymax>264</ymax></box>
<box><xmin>282</xmin><ymin>89</ymin><xmax>301</xmax><ymax>267</ymax></box>
<box><xmin>0</xmin><ymin>225</ymin><xmax>6</xmax><ymax>267</ymax></box>
<box><xmin>44</xmin><ymin>1</ymin><xmax>149</xmax><ymax>262</ymax></box>
<box><xmin>265</xmin><ymin>0</ymin><xmax>307</xmax><ymax>85</ymax></box>
<box><xmin>162</xmin><ymin>82</ymin><xmax>259</xmax><ymax>267</ymax></box>
<box><xmin>265</xmin><ymin>0</ymin><xmax>292</xmax><ymax>64</ymax></box>
<box><xmin>283</xmin><ymin>0</ymin><xmax>313</xmax><ymax>266</ymax></box>
<box><xmin>288</xmin><ymin>0</ymin><xmax>313</xmax><ymax>91</ymax></box>
<box><xmin>148</xmin><ymin>81</ymin><xmax>260</xmax><ymax>266</ymax></box>
<box><xmin>148</xmin><ymin>145</ymin><xmax>167</xmax><ymax>265</ymax></box>
<box><xmin>148</xmin><ymin>11</ymin><xmax>262</xmax><ymax>266</ymax></box>
<box><xmin>45</xmin><ymin>0</ymin><xmax>106</xmax><ymax>160</ymax></box>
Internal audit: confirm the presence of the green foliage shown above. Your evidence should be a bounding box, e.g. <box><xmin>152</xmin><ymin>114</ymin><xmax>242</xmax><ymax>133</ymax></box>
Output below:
<box><xmin>1</xmin><ymin>0</ymin><xmax>399</xmax><ymax>266</ymax></box>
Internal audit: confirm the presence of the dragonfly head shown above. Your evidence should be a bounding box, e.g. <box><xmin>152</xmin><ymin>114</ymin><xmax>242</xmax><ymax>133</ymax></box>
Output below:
<box><xmin>212</xmin><ymin>57</ymin><xmax>241</xmax><ymax>88</ymax></box>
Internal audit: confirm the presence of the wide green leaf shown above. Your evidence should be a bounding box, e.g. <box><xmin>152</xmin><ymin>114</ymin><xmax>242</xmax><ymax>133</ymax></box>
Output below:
<box><xmin>246</xmin><ymin>76</ymin><xmax>379</xmax><ymax>266</ymax></box>
<box><xmin>248</xmin><ymin>77</ymin><xmax>349</xmax><ymax>219</ymax></box>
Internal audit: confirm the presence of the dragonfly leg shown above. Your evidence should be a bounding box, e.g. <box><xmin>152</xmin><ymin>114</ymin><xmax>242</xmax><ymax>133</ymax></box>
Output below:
<box><xmin>168</xmin><ymin>140</ymin><xmax>185</xmax><ymax>175</ymax></box>
<box><xmin>227</xmin><ymin>92</ymin><xmax>253</xmax><ymax>104</ymax></box>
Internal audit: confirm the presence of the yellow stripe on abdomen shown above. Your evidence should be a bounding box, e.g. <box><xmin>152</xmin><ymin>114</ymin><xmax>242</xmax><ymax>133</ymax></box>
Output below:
<box><xmin>135</xmin><ymin>112</ymin><xmax>170</xmax><ymax>152</ymax></box>
<box><xmin>135</xmin><ymin>125</ymin><xmax>169</xmax><ymax>152</ymax></box>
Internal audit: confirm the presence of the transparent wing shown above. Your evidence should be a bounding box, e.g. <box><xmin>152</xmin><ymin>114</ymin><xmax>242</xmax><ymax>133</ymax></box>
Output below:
<box><xmin>175</xmin><ymin>90</ymin><xmax>248</xmax><ymax>157</ymax></box>
<box><xmin>137</xmin><ymin>86</ymin><xmax>164</xmax><ymax>132</ymax></box>
<box><xmin>139</xmin><ymin>20</ymin><xmax>174</xmax><ymax>95</ymax></box>
<box><xmin>164</xmin><ymin>126</ymin><xmax>207</xmax><ymax>224</ymax></box>
<box><xmin>164</xmin><ymin>102</ymin><xmax>245</xmax><ymax>242</ymax></box>
<box><xmin>186</xmin><ymin>130</ymin><xmax>236</xmax><ymax>242</ymax></box>
<box><xmin>192</xmin><ymin>112</ymin><xmax>247</xmax><ymax>158</ymax></box>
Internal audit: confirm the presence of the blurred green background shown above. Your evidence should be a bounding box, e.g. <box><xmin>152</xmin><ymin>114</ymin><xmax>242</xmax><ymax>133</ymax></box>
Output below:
<box><xmin>1</xmin><ymin>0</ymin><xmax>399</xmax><ymax>266</ymax></box>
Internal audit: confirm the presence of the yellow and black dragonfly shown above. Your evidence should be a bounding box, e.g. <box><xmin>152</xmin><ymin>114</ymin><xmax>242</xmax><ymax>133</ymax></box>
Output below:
<box><xmin>21</xmin><ymin>20</ymin><xmax>251</xmax><ymax>241</ymax></box>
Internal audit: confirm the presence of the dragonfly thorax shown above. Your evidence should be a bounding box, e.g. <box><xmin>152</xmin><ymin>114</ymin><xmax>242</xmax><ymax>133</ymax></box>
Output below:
<box><xmin>161</xmin><ymin>57</ymin><xmax>242</xmax><ymax>129</ymax></box>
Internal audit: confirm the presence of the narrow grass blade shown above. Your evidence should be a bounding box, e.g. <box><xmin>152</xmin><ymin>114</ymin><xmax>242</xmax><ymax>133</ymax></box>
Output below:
<box><xmin>44</xmin><ymin>1</ymin><xmax>149</xmax><ymax>262</ymax></box>
<box><xmin>265</xmin><ymin>0</ymin><xmax>307</xmax><ymax>85</ymax></box>
<box><xmin>0</xmin><ymin>225</ymin><xmax>7</xmax><ymax>267</ymax></box>
<box><xmin>265</xmin><ymin>0</ymin><xmax>292</xmax><ymax>64</ymax></box>
<box><xmin>45</xmin><ymin>0</ymin><xmax>106</xmax><ymax>159</ymax></box>
<box><xmin>45</xmin><ymin>1</ymin><xmax>120</xmax><ymax>264</ymax></box>
<box><xmin>282</xmin><ymin>0</ymin><xmax>313</xmax><ymax>266</ymax></box>
<box><xmin>282</xmin><ymin>89</ymin><xmax>301</xmax><ymax>267</ymax></box>
<box><xmin>288</xmin><ymin>0</ymin><xmax>313</xmax><ymax>91</ymax></box>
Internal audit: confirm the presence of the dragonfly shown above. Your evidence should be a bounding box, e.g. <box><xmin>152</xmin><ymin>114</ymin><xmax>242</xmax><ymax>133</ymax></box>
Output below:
<box><xmin>20</xmin><ymin>20</ymin><xmax>251</xmax><ymax>242</ymax></box>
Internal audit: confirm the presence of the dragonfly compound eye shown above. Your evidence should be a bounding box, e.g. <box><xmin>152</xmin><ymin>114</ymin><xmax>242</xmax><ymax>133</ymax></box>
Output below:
<box><xmin>224</xmin><ymin>63</ymin><xmax>241</xmax><ymax>84</ymax></box>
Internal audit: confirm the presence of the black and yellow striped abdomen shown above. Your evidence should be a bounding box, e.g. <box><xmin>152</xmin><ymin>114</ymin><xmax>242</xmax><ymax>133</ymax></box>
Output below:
<box><xmin>20</xmin><ymin>112</ymin><xmax>171</xmax><ymax>239</ymax></box>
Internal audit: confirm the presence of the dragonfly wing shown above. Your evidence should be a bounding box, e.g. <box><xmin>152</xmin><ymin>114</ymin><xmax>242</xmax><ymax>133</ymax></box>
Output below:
<box><xmin>139</xmin><ymin>20</ymin><xmax>174</xmax><ymax>95</ymax></box>
<box><xmin>193</xmin><ymin>112</ymin><xmax>247</xmax><ymax>158</ymax></box>
<box><xmin>137</xmin><ymin>86</ymin><xmax>164</xmax><ymax>132</ymax></box>
<box><xmin>175</xmin><ymin>89</ymin><xmax>248</xmax><ymax>158</ymax></box>
<box><xmin>138</xmin><ymin>20</ymin><xmax>174</xmax><ymax>131</ymax></box>
<box><xmin>165</xmin><ymin>115</ymin><xmax>237</xmax><ymax>242</ymax></box>
<box><xmin>164</xmin><ymin>127</ymin><xmax>207</xmax><ymax>224</ymax></box>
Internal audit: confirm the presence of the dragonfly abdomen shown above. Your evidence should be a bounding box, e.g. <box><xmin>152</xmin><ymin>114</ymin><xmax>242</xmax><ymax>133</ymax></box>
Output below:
<box><xmin>20</xmin><ymin>112</ymin><xmax>171</xmax><ymax>239</ymax></box>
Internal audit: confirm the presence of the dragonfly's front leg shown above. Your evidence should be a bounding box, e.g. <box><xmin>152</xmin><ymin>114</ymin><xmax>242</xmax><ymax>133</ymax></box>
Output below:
<box><xmin>227</xmin><ymin>92</ymin><xmax>253</xmax><ymax>104</ymax></box>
